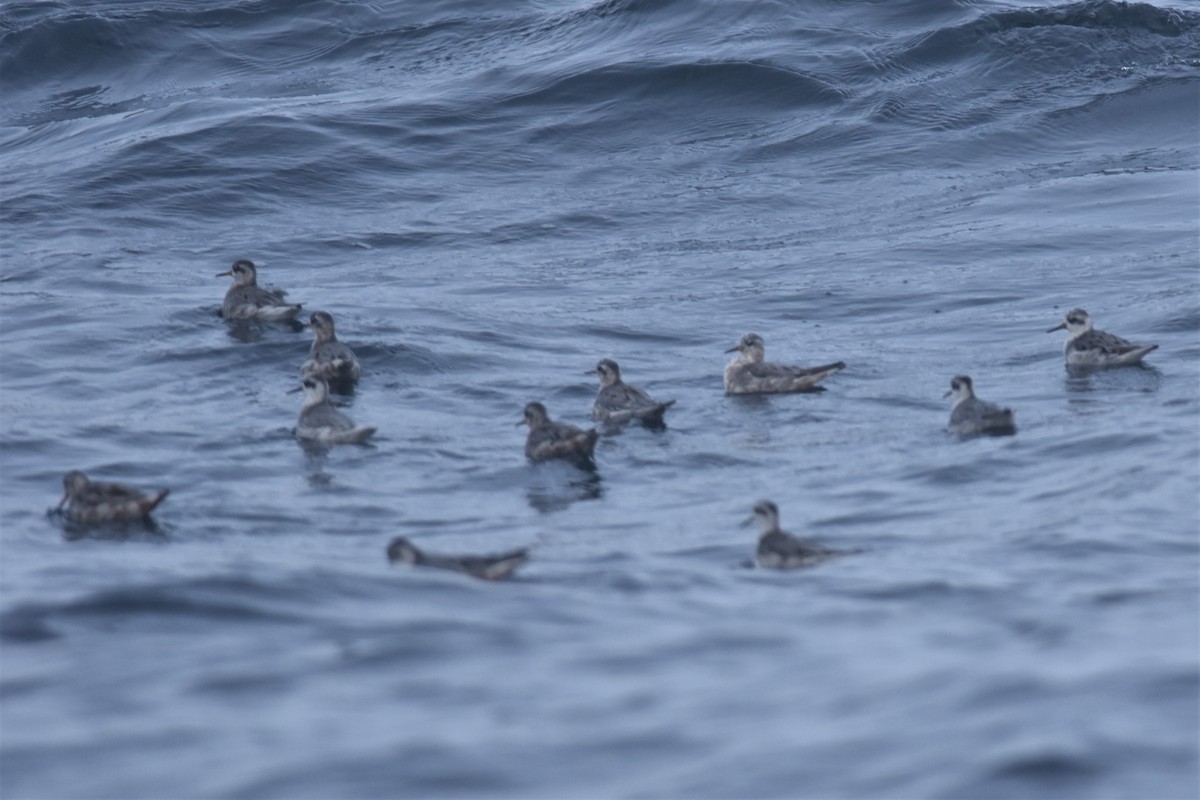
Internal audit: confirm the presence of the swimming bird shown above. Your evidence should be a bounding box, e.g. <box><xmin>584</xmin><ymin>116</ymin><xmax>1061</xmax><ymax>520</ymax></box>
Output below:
<box><xmin>743</xmin><ymin>499</ymin><xmax>852</xmax><ymax>569</ymax></box>
<box><xmin>1047</xmin><ymin>308</ymin><xmax>1158</xmax><ymax>367</ymax></box>
<box><xmin>56</xmin><ymin>470</ymin><xmax>169</xmax><ymax>524</ymax></box>
<box><xmin>944</xmin><ymin>375</ymin><xmax>1016</xmax><ymax>436</ymax></box>
<box><xmin>302</xmin><ymin>310</ymin><xmax>362</xmax><ymax>385</ymax></box>
<box><xmin>292</xmin><ymin>375</ymin><xmax>376</xmax><ymax>444</ymax></box>
<box><xmin>386</xmin><ymin>536</ymin><xmax>528</xmax><ymax>581</ymax></box>
<box><xmin>520</xmin><ymin>402</ymin><xmax>599</xmax><ymax>464</ymax></box>
<box><xmin>587</xmin><ymin>358</ymin><xmax>675</xmax><ymax>427</ymax></box>
<box><xmin>724</xmin><ymin>333</ymin><xmax>846</xmax><ymax>395</ymax></box>
<box><xmin>216</xmin><ymin>259</ymin><xmax>302</xmax><ymax>321</ymax></box>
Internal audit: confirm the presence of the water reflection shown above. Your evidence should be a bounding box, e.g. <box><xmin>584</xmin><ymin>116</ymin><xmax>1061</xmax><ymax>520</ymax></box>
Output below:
<box><xmin>599</xmin><ymin>415</ymin><xmax>670</xmax><ymax>435</ymax></box>
<box><xmin>526</xmin><ymin>463</ymin><xmax>603</xmax><ymax>513</ymax></box>
<box><xmin>49</xmin><ymin>508</ymin><xmax>169</xmax><ymax>541</ymax></box>
<box><xmin>223</xmin><ymin>317</ymin><xmax>305</xmax><ymax>344</ymax></box>
<box><xmin>1064</xmin><ymin>363</ymin><xmax>1163</xmax><ymax>391</ymax></box>
<box><xmin>298</xmin><ymin>440</ymin><xmax>337</xmax><ymax>487</ymax></box>
<box><xmin>726</xmin><ymin>393</ymin><xmax>776</xmax><ymax>409</ymax></box>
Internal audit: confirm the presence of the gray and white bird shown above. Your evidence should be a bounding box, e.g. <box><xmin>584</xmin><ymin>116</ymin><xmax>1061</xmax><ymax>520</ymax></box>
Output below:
<box><xmin>1047</xmin><ymin>308</ymin><xmax>1157</xmax><ymax>367</ymax></box>
<box><xmin>301</xmin><ymin>311</ymin><xmax>362</xmax><ymax>385</ymax></box>
<box><xmin>743</xmin><ymin>499</ymin><xmax>853</xmax><ymax>569</ymax></box>
<box><xmin>56</xmin><ymin>470</ymin><xmax>169</xmax><ymax>524</ymax></box>
<box><xmin>587</xmin><ymin>358</ymin><xmax>675</xmax><ymax>427</ymax></box>
<box><xmin>944</xmin><ymin>375</ymin><xmax>1016</xmax><ymax>437</ymax></box>
<box><xmin>386</xmin><ymin>536</ymin><xmax>528</xmax><ymax>581</ymax></box>
<box><xmin>216</xmin><ymin>259</ymin><xmax>302</xmax><ymax>321</ymax></box>
<box><xmin>293</xmin><ymin>375</ymin><xmax>376</xmax><ymax>444</ymax></box>
<box><xmin>520</xmin><ymin>402</ymin><xmax>599</xmax><ymax>464</ymax></box>
<box><xmin>724</xmin><ymin>333</ymin><xmax>846</xmax><ymax>395</ymax></box>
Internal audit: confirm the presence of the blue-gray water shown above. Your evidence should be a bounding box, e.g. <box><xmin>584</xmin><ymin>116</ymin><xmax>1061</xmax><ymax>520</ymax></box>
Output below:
<box><xmin>2</xmin><ymin>1</ymin><xmax>1198</xmax><ymax>798</ymax></box>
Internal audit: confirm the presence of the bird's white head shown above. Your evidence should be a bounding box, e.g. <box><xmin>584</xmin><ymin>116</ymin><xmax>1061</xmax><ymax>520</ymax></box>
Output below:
<box><xmin>1047</xmin><ymin>308</ymin><xmax>1092</xmax><ymax>335</ymax></box>
<box><xmin>307</xmin><ymin>310</ymin><xmax>337</xmax><ymax>342</ymax></box>
<box><xmin>293</xmin><ymin>375</ymin><xmax>329</xmax><ymax>407</ymax></box>
<box><xmin>58</xmin><ymin>470</ymin><xmax>90</xmax><ymax>508</ymax></box>
<box><xmin>741</xmin><ymin>499</ymin><xmax>781</xmax><ymax>535</ymax></box>
<box><xmin>386</xmin><ymin>536</ymin><xmax>421</xmax><ymax>565</ymax></box>
<box><xmin>521</xmin><ymin>402</ymin><xmax>550</xmax><ymax>428</ymax></box>
<box><xmin>587</xmin><ymin>358</ymin><xmax>622</xmax><ymax>388</ymax></box>
<box><xmin>944</xmin><ymin>374</ymin><xmax>975</xmax><ymax>402</ymax></box>
<box><xmin>215</xmin><ymin>259</ymin><xmax>259</xmax><ymax>286</ymax></box>
<box><xmin>726</xmin><ymin>332</ymin><xmax>766</xmax><ymax>361</ymax></box>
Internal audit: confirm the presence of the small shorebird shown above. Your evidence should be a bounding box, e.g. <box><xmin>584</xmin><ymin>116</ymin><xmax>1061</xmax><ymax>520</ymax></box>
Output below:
<box><xmin>386</xmin><ymin>536</ymin><xmax>528</xmax><ymax>581</ymax></box>
<box><xmin>292</xmin><ymin>376</ymin><xmax>376</xmax><ymax>444</ymax></box>
<box><xmin>216</xmin><ymin>259</ymin><xmax>302</xmax><ymax>321</ymax></box>
<box><xmin>1047</xmin><ymin>308</ymin><xmax>1157</xmax><ymax>367</ymax></box>
<box><xmin>520</xmin><ymin>402</ymin><xmax>599</xmax><ymax>464</ymax></box>
<box><xmin>587</xmin><ymin>359</ymin><xmax>675</xmax><ymax>427</ymax></box>
<box><xmin>743</xmin><ymin>499</ymin><xmax>855</xmax><ymax>569</ymax></box>
<box><xmin>56</xmin><ymin>470</ymin><xmax>169</xmax><ymax>524</ymax></box>
<box><xmin>302</xmin><ymin>311</ymin><xmax>362</xmax><ymax>385</ymax></box>
<box><xmin>724</xmin><ymin>333</ymin><xmax>845</xmax><ymax>395</ymax></box>
<box><xmin>944</xmin><ymin>375</ymin><xmax>1016</xmax><ymax>437</ymax></box>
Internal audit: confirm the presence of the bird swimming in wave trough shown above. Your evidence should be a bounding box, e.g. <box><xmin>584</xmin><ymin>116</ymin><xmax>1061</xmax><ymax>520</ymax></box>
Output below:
<box><xmin>587</xmin><ymin>358</ymin><xmax>676</xmax><ymax>427</ymax></box>
<box><xmin>724</xmin><ymin>333</ymin><xmax>846</xmax><ymax>395</ymax></box>
<box><xmin>292</xmin><ymin>375</ymin><xmax>376</xmax><ymax>444</ymax></box>
<box><xmin>944</xmin><ymin>375</ymin><xmax>1016</xmax><ymax>437</ymax></box>
<box><xmin>1047</xmin><ymin>308</ymin><xmax>1158</xmax><ymax>367</ymax></box>
<box><xmin>56</xmin><ymin>470</ymin><xmax>170</xmax><ymax>524</ymax></box>
<box><xmin>520</xmin><ymin>402</ymin><xmax>599</xmax><ymax>464</ymax></box>
<box><xmin>216</xmin><ymin>259</ymin><xmax>302</xmax><ymax>321</ymax></box>
<box><xmin>743</xmin><ymin>499</ymin><xmax>856</xmax><ymax>569</ymax></box>
<box><xmin>302</xmin><ymin>310</ymin><xmax>362</xmax><ymax>386</ymax></box>
<box><xmin>386</xmin><ymin>536</ymin><xmax>528</xmax><ymax>581</ymax></box>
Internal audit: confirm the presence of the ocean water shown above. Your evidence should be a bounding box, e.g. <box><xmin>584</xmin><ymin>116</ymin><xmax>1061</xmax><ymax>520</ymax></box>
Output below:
<box><xmin>1</xmin><ymin>1</ymin><xmax>1198</xmax><ymax>797</ymax></box>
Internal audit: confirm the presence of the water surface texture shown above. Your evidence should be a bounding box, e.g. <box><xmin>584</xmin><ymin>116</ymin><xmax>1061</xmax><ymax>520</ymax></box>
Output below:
<box><xmin>2</xmin><ymin>1</ymin><xmax>1198</xmax><ymax>798</ymax></box>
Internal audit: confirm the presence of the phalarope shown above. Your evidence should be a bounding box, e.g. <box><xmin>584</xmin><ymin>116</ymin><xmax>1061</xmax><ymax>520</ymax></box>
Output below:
<box><xmin>292</xmin><ymin>376</ymin><xmax>376</xmax><ymax>444</ymax></box>
<box><xmin>386</xmin><ymin>536</ymin><xmax>528</xmax><ymax>581</ymax></box>
<box><xmin>1047</xmin><ymin>308</ymin><xmax>1157</xmax><ymax>367</ymax></box>
<box><xmin>944</xmin><ymin>375</ymin><xmax>1016</xmax><ymax>436</ymax></box>
<box><xmin>587</xmin><ymin>359</ymin><xmax>675</xmax><ymax>427</ymax></box>
<box><xmin>520</xmin><ymin>402</ymin><xmax>599</xmax><ymax>464</ymax></box>
<box><xmin>216</xmin><ymin>259</ymin><xmax>302</xmax><ymax>321</ymax></box>
<box><xmin>743</xmin><ymin>500</ymin><xmax>855</xmax><ymax>569</ymax></box>
<box><xmin>724</xmin><ymin>333</ymin><xmax>845</xmax><ymax>395</ymax></box>
<box><xmin>56</xmin><ymin>470</ymin><xmax>169</xmax><ymax>524</ymax></box>
<box><xmin>302</xmin><ymin>311</ymin><xmax>362</xmax><ymax>385</ymax></box>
